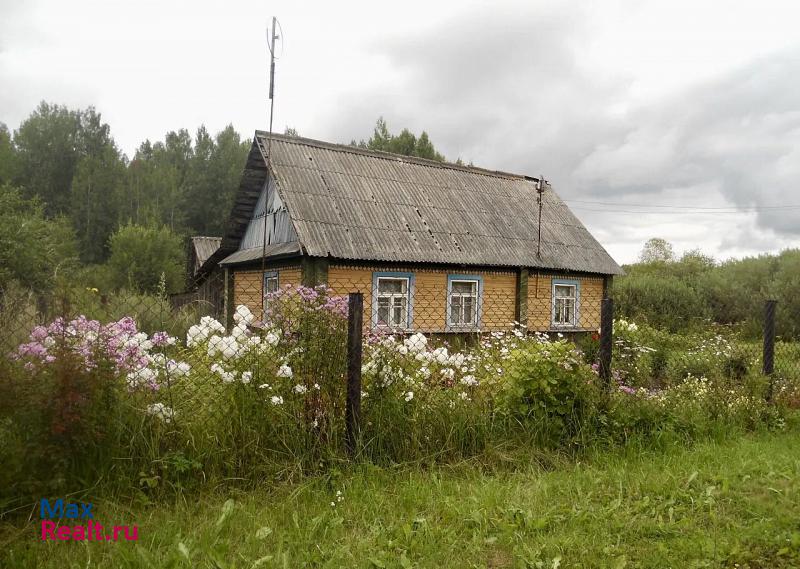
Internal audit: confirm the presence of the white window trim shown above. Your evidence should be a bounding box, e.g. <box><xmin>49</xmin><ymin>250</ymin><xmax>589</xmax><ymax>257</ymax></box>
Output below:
<box><xmin>551</xmin><ymin>280</ymin><xmax>580</xmax><ymax>328</ymax></box>
<box><xmin>262</xmin><ymin>271</ymin><xmax>280</xmax><ymax>320</ymax></box>
<box><xmin>374</xmin><ymin>275</ymin><xmax>412</xmax><ymax>330</ymax></box>
<box><xmin>446</xmin><ymin>275</ymin><xmax>483</xmax><ymax>331</ymax></box>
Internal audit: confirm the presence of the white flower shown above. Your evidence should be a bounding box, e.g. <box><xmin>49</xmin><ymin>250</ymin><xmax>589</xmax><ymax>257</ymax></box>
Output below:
<box><xmin>440</xmin><ymin>368</ymin><xmax>455</xmax><ymax>380</ymax></box>
<box><xmin>404</xmin><ymin>332</ymin><xmax>428</xmax><ymax>353</ymax></box>
<box><xmin>432</xmin><ymin>347</ymin><xmax>449</xmax><ymax>364</ymax></box>
<box><xmin>211</xmin><ymin>363</ymin><xmax>237</xmax><ymax>384</ymax></box>
<box><xmin>404</xmin><ymin>391</ymin><xmax>414</xmax><ymax>402</ymax></box>
<box><xmin>448</xmin><ymin>353</ymin><xmax>466</xmax><ymax>368</ymax></box>
<box><xmin>293</xmin><ymin>384</ymin><xmax>308</xmax><ymax>394</ymax></box>
<box><xmin>270</xmin><ymin>395</ymin><xmax>284</xmax><ymax>405</ymax></box>
<box><xmin>231</xmin><ymin>324</ymin><xmax>249</xmax><ymax>340</ymax></box>
<box><xmin>207</xmin><ymin>335</ymin><xmax>223</xmax><ymax>357</ymax></box>
<box><xmin>277</xmin><ymin>364</ymin><xmax>293</xmax><ymax>378</ymax></box>
<box><xmin>417</xmin><ymin>366</ymin><xmax>431</xmax><ymax>379</ymax></box>
<box><xmin>126</xmin><ymin>367</ymin><xmax>157</xmax><ymax>389</ymax></box>
<box><xmin>265</xmin><ymin>331</ymin><xmax>280</xmax><ymax>346</ymax></box>
<box><xmin>233</xmin><ymin>305</ymin><xmax>255</xmax><ymax>325</ymax></box>
<box><xmin>200</xmin><ymin>316</ymin><xmax>226</xmax><ymax>334</ymax></box>
<box><xmin>241</xmin><ymin>371</ymin><xmax>253</xmax><ymax>384</ymax></box>
<box><xmin>146</xmin><ymin>402</ymin><xmax>174</xmax><ymax>423</ymax></box>
<box><xmin>167</xmin><ymin>360</ymin><xmax>191</xmax><ymax>377</ymax></box>
<box><xmin>219</xmin><ymin>337</ymin><xmax>240</xmax><ymax>359</ymax></box>
<box><xmin>460</xmin><ymin>375</ymin><xmax>478</xmax><ymax>387</ymax></box>
<box><xmin>397</xmin><ymin>345</ymin><xmax>409</xmax><ymax>355</ymax></box>
<box><xmin>258</xmin><ymin>383</ymin><xmax>271</xmax><ymax>390</ymax></box>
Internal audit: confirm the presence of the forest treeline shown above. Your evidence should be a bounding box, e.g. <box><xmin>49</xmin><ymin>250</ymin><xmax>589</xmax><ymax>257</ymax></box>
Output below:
<box><xmin>0</xmin><ymin>103</ymin><xmax>444</xmax><ymax>295</ymax></box>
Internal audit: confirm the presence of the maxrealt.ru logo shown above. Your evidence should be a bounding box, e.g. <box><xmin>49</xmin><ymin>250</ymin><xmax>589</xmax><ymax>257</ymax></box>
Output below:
<box><xmin>40</xmin><ymin>499</ymin><xmax>138</xmax><ymax>542</ymax></box>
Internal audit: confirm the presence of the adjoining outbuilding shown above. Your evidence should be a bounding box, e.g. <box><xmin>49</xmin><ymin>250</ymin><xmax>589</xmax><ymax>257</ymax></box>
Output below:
<box><xmin>192</xmin><ymin>132</ymin><xmax>623</xmax><ymax>333</ymax></box>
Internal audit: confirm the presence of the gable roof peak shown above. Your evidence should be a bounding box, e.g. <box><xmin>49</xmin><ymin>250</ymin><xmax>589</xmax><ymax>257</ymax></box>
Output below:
<box><xmin>254</xmin><ymin>131</ymin><xmax>541</xmax><ymax>183</ymax></box>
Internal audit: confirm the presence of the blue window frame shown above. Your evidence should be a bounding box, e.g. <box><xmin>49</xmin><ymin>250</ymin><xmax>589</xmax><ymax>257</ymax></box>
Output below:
<box><xmin>263</xmin><ymin>271</ymin><xmax>279</xmax><ymax>318</ymax></box>
<box><xmin>371</xmin><ymin>272</ymin><xmax>414</xmax><ymax>329</ymax></box>
<box><xmin>551</xmin><ymin>278</ymin><xmax>580</xmax><ymax>328</ymax></box>
<box><xmin>446</xmin><ymin>274</ymin><xmax>483</xmax><ymax>331</ymax></box>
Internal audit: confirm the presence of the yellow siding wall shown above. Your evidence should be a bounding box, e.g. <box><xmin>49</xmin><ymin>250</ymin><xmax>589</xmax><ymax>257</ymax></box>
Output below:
<box><xmin>233</xmin><ymin>264</ymin><xmax>302</xmax><ymax>315</ymax></box>
<box><xmin>327</xmin><ymin>265</ymin><xmax>517</xmax><ymax>332</ymax></box>
<box><xmin>527</xmin><ymin>273</ymin><xmax>605</xmax><ymax>332</ymax></box>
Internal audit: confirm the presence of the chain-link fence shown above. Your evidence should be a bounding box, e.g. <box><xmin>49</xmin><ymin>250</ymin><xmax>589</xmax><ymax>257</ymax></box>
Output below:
<box><xmin>1</xmin><ymin>270</ymin><xmax>798</xmax><ymax>500</ymax></box>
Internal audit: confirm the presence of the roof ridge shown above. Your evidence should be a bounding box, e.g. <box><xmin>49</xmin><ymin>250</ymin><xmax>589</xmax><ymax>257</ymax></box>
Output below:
<box><xmin>254</xmin><ymin>131</ymin><xmax>539</xmax><ymax>182</ymax></box>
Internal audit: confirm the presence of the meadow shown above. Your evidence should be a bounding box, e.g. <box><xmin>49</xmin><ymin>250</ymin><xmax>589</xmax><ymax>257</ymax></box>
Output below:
<box><xmin>2</xmin><ymin>430</ymin><xmax>799</xmax><ymax>568</ymax></box>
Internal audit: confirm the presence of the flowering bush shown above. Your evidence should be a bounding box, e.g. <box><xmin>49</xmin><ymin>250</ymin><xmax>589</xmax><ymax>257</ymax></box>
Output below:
<box><xmin>2</xmin><ymin>299</ymin><xmax>796</xmax><ymax>500</ymax></box>
<box><xmin>4</xmin><ymin>313</ymin><xmax>187</xmax><ymax>494</ymax></box>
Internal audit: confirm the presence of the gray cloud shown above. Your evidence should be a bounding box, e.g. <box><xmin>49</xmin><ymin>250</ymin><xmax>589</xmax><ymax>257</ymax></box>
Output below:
<box><xmin>319</xmin><ymin>5</ymin><xmax>800</xmax><ymax>257</ymax></box>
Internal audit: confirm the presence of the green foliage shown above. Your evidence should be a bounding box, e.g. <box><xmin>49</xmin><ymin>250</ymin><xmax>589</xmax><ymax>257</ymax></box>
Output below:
<box><xmin>0</xmin><ymin>184</ymin><xmax>78</xmax><ymax>293</ymax></box>
<box><xmin>499</xmin><ymin>341</ymin><xmax>597</xmax><ymax>441</ymax></box>
<box><xmin>70</xmin><ymin>145</ymin><xmax>126</xmax><ymax>263</ymax></box>
<box><xmin>0</xmin><ymin>122</ymin><xmax>16</xmax><ymax>185</ymax></box>
<box><xmin>617</xmin><ymin>240</ymin><xmax>800</xmax><ymax>339</ymax></box>
<box><xmin>4</xmin><ymin>431</ymin><xmax>800</xmax><ymax>568</ymax></box>
<box><xmin>638</xmin><ymin>237</ymin><xmax>675</xmax><ymax>263</ymax></box>
<box><xmin>13</xmin><ymin>102</ymin><xmax>83</xmax><ymax>216</ymax></box>
<box><xmin>353</xmin><ymin>117</ymin><xmax>446</xmax><ymax>161</ymax></box>
<box><xmin>107</xmin><ymin>223</ymin><xmax>184</xmax><ymax>293</ymax></box>
<box><xmin>614</xmin><ymin>271</ymin><xmax>710</xmax><ymax>331</ymax></box>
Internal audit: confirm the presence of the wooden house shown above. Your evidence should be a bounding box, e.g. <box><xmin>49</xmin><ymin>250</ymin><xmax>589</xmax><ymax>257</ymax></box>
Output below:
<box><xmin>194</xmin><ymin>132</ymin><xmax>623</xmax><ymax>333</ymax></box>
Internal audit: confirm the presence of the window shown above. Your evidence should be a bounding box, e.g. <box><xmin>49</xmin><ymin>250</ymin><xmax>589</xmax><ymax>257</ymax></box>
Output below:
<box><xmin>263</xmin><ymin>271</ymin><xmax>279</xmax><ymax>317</ymax></box>
<box><xmin>373</xmin><ymin>274</ymin><xmax>413</xmax><ymax>329</ymax></box>
<box><xmin>552</xmin><ymin>280</ymin><xmax>579</xmax><ymax>327</ymax></box>
<box><xmin>447</xmin><ymin>276</ymin><xmax>482</xmax><ymax>329</ymax></box>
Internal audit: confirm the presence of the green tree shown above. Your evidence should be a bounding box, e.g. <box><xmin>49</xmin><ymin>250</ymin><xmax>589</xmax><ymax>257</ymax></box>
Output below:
<box><xmin>13</xmin><ymin>102</ymin><xmax>82</xmax><ymax>215</ymax></box>
<box><xmin>106</xmin><ymin>223</ymin><xmax>184</xmax><ymax>293</ymax></box>
<box><xmin>70</xmin><ymin>145</ymin><xmax>126</xmax><ymax>263</ymax></box>
<box><xmin>0</xmin><ymin>123</ymin><xmax>16</xmax><ymax>185</ymax></box>
<box><xmin>639</xmin><ymin>238</ymin><xmax>675</xmax><ymax>263</ymax></box>
<box><xmin>0</xmin><ymin>184</ymin><xmax>78</xmax><ymax>293</ymax></box>
<box><xmin>353</xmin><ymin>117</ymin><xmax>446</xmax><ymax>161</ymax></box>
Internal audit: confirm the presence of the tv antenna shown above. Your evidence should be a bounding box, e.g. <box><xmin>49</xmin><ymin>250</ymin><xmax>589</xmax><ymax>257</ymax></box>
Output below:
<box><xmin>261</xmin><ymin>16</ymin><xmax>284</xmax><ymax>318</ymax></box>
<box><xmin>536</xmin><ymin>175</ymin><xmax>546</xmax><ymax>259</ymax></box>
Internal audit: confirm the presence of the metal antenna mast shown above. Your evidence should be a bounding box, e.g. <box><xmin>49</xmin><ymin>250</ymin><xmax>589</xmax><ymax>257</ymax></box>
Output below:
<box><xmin>536</xmin><ymin>175</ymin><xmax>545</xmax><ymax>259</ymax></box>
<box><xmin>260</xmin><ymin>17</ymin><xmax>282</xmax><ymax>317</ymax></box>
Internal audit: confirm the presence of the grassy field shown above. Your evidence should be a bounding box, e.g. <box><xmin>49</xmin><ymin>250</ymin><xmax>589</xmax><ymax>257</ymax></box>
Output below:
<box><xmin>2</xmin><ymin>430</ymin><xmax>799</xmax><ymax>569</ymax></box>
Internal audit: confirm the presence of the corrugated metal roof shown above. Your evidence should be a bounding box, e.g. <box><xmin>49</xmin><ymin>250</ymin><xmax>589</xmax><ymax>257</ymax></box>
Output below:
<box><xmin>219</xmin><ymin>242</ymin><xmax>302</xmax><ymax>266</ymax></box>
<box><xmin>249</xmin><ymin>133</ymin><xmax>623</xmax><ymax>275</ymax></box>
<box><xmin>191</xmin><ymin>236</ymin><xmax>222</xmax><ymax>268</ymax></box>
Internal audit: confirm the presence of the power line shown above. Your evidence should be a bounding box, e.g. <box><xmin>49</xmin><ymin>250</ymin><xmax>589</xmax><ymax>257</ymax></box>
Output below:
<box><xmin>564</xmin><ymin>199</ymin><xmax>800</xmax><ymax>211</ymax></box>
<box><xmin>569</xmin><ymin>206</ymin><xmax>785</xmax><ymax>215</ymax></box>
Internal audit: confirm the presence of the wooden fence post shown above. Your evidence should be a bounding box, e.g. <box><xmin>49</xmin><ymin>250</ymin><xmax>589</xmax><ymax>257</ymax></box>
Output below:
<box><xmin>763</xmin><ymin>299</ymin><xmax>777</xmax><ymax>401</ymax></box>
<box><xmin>599</xmin><ymin>298</ymin><xmax>614</xmax><ymax>390</ymax></box>
<box><xmin>345</xmin><ymin>292</ymin><xmax>363</xmax><ymax>455</ymax></box>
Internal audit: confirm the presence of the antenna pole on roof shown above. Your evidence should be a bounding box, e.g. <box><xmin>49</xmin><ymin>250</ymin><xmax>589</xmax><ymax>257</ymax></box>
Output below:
<box><xmin>261</xmin><ymin>16</ymin><xmax>282</xmax><ymax>319</ymax></box>
<box><xmin>536</xmin><ymin>175</ymin><xmax>545</xmax><ymax>259</ymax></box>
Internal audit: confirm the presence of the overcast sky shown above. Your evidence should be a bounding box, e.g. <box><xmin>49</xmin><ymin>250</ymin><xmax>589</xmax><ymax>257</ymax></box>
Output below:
<box><xmin>2</xmin><ymin>0</ymin><xmax>799</xmax><ymax>264</ymax></box>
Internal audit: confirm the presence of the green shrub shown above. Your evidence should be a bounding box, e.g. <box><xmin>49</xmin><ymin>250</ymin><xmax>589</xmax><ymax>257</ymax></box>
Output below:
<box><xmin>499</xmin><ymin>340</ymin><xmax>598</xmax><ymax>443</ymax></box>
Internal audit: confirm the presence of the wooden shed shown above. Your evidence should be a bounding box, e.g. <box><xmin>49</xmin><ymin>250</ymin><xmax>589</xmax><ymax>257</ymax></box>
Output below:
<box><xmin>197</xmin><ymin>132</ymin><xmax>623</xmax><ymax>333</ymax></box>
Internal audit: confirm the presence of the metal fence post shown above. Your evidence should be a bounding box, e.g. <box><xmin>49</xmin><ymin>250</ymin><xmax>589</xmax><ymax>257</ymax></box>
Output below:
<box><xmin>345</xmin><ymin>292</ymin><xmax>363</xmax><ymax>455</ymax></box>
<box><xmin>763</xmin><ymin>299</ymin><xmax>777</xmax><ymax>401</ymax></box>
<box><xmin>599</xmin><ymin>298</ymin><xmax>614</xmax><ymax>390</ymax></box>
